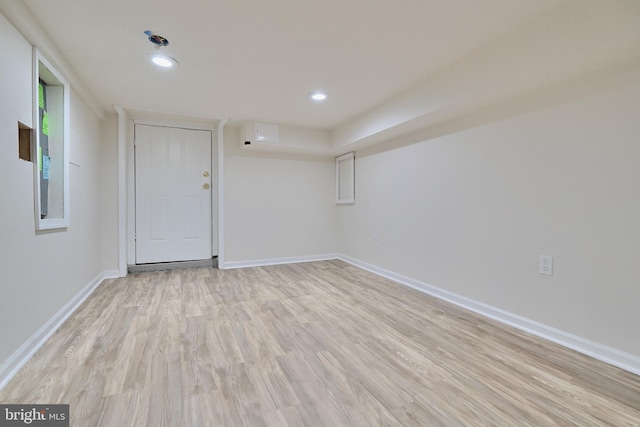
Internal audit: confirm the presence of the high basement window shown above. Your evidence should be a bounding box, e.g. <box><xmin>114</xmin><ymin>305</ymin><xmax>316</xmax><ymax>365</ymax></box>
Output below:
<box><xmin>33</xmin><ymin>48</ymin><xmax>69</xmax><ymax>230</ymax></box>
<box><xmin>336</xmin><ymin>152</ymin><xmax>355</xmax><ymax>204</ymax></box>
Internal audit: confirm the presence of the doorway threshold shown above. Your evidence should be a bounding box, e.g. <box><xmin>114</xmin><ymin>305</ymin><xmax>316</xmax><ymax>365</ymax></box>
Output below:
<box><xmin>128</xmin><ymin>257</ymin><xmax>218</xmax><ymax>274</ymax></box>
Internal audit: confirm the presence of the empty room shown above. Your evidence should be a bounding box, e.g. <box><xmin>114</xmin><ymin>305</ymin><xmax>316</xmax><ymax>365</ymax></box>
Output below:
<box><xmin>1</xmin><ymin>0</ymin><xmax>639</xmax><ymax>425</ymax></box>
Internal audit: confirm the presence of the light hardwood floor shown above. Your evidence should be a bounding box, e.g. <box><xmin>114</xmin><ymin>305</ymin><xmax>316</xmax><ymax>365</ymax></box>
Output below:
<box><xmin>1</xmin><ymin>260</ymin><xmax>639</xmax><ymax>426</ymax></box>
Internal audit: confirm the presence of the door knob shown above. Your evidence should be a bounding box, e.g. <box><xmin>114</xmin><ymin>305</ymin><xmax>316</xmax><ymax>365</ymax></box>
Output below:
<box><xmin>203</xmin><ymin>183</ymin><xmax>210</xmax><ymax>190</ymax></box>
<box><xmin>203</xmin><ymin>171</ymin><xmax>210</xmax><ymax>177</ymax></box>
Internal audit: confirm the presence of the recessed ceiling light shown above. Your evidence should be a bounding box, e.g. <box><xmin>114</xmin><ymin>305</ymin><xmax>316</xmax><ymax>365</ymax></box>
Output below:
<box><xmin>310</xmin><ymin>91</ymin><xmax>328</xmax><ymax>101</ymax></box>
<box><xmin>150</xmin><ymin>54</ymin><xmax>178</xmax><ymax>68</ymax></box>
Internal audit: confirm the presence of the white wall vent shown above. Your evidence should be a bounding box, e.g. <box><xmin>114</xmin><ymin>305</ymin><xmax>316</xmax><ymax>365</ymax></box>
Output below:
<box><xmin>241</xmin><ymin>121</ymin><xmax>279</xmax><ymax>145</ymax></box>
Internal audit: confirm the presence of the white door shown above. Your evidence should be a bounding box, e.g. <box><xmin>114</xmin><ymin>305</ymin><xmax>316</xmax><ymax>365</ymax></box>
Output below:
<box><xmin>135</xmin><ymin>124</ymin><xmax>212</xmax><ymax>264</ymax></box>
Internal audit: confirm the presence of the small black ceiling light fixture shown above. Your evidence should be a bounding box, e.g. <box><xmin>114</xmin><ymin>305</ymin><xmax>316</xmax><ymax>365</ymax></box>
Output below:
<box><xmin>144</xmin><ymin>30</ymin><xmax>169</xmax><ymax>48</ymax></box>
<box><xmin>144</xmin><ymin>30</ymin><xmax>177</xmax><ymax>68</ymax></box>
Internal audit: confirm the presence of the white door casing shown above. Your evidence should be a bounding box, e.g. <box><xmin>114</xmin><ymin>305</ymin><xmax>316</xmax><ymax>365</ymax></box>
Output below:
<box><xmin>134</xmin><ymin>124</ymin><xmax>212</xmax><ymax>264</ymax></box>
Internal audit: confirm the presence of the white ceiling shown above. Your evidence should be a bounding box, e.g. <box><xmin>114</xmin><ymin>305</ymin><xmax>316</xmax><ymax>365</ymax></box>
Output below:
<box><xmin>11</xmin><ymin>0</ymin><xmax>569</xmax><ymax>130</ymax></box>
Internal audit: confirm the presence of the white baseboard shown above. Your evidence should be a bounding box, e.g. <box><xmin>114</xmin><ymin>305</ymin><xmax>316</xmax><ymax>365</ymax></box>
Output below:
<box><xmin>337</xmin><ymin>254</ymin><xmax>640</xmax><ymax>376</ymax></box>
<box><xmin>221</xmin><ymin>253</ymin><xmax>338</xmax><ymax>270</ymax></box>
<box><xmin>0</xmin><ymin>271</ymin><xmax>110</xmax><ymax>391</ymax></box>
<box><xmin>103</xmin><ymin>269</ymin><xmax>123</xmax><ymax>279</ymax></box>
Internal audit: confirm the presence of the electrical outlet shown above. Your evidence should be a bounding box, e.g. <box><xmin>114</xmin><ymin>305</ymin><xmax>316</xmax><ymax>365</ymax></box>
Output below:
<box><xmin>539</xmin><ymin>255</ymin><xmax>553</xmax><ymax>276</ymax></box>
<box><xmin>373</xmin><ymin>228</ymin><xmax>380</xmax><ymax>241</ymax></box>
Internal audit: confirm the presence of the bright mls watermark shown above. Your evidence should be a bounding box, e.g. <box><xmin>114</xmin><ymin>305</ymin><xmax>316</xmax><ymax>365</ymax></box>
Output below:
<box><xmin>0</xmin><ymin>405</ymin><xmax>68</xmax><ymax>426</ymax></box>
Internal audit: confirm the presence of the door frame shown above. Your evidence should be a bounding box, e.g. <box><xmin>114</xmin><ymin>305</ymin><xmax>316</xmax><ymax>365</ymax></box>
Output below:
<box><xmin>115</xmin><ymin>107</ymin><xmax>226</xmax><ymax>275</ymax></box>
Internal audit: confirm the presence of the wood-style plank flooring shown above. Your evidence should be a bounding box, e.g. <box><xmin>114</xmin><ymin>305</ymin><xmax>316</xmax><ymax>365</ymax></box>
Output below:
<box><xmin>1</xmin><ymin>260</ymin><xmax>639</xmax><ymax>426</ymax></box>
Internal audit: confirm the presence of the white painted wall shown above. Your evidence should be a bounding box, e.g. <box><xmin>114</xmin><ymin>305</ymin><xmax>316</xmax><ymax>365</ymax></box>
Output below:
<box><xmin>100</xmin><ymin>114</ymin><xmax>120</xmax><ymax>271</ymax></box>
<box><xmin>337</xmin><ymin>63</ymin><xmax>640</xmax><ymax>358</ymax></box>
<box><xmin>0</xmin><ymin>14</ymin><xmax>105</xmax><ymax>364</ymax></box>
<box><xmin>224</xmin><ymin>127</ymin><xmax>336</xmax><ymax>264</ymax></box>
